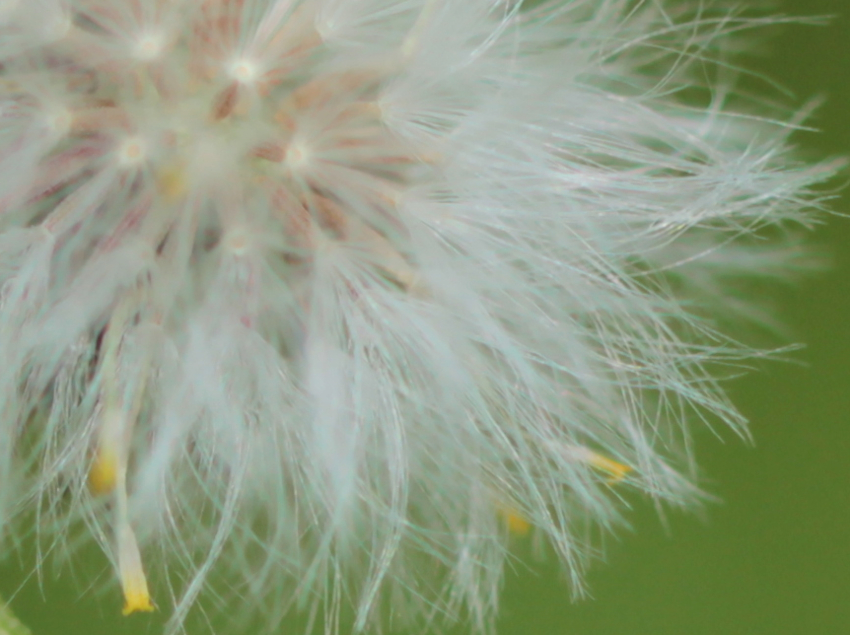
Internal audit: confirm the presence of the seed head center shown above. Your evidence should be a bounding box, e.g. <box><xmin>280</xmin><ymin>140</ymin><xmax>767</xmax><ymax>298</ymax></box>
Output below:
<box><xmin>134</xmin><ymin>32</ymin><xmax>165</xmax><ymax>61</ymax></box>
<box><xmin>229</xmin><ymin>58</ymin><xmax>260</xmax><ymax>84</ymax></box>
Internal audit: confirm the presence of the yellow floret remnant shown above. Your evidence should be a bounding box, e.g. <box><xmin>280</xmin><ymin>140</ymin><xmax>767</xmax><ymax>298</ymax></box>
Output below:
<box><xmin>497</xmin><ymin>449</ymin><xmax>633</xmax><ymax>535</ymax></box>
<box><xmin>88</xmin><ymin>447</ymin><xmax>118</xmax><ymax>495</ymax></box>
<box><xmin>587</xmin><ymin>451</ymin><xmax>633</xmax><ymax>484</ymax></box>
<box><xmin>117</xmin><ymin>510</ymin><xmax>155</xmax><ymax>616</ymax></box>
<box><xmin>157</xmin><ymin>163</ymin><xmax>188</xmax><ymax>202</ymax></box>
<box><xmin>503</xmin><ymin>509</ymin><xmax>532</xmax><ymax>537</ymax></box>
<box><xmin>121</xmin><ymin>582</ymin><xmax>155</xmax><ymax>616</ymax></box>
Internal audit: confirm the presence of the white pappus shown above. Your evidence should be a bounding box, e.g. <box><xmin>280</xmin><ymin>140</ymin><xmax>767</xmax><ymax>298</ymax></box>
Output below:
<box><xmin>0</xmin><ymin>0</ymin><xmax>839</xmax><ymax>633</ymax></box>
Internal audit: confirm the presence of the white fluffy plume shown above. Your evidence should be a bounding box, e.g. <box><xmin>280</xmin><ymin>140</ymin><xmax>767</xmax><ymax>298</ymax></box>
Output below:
<box><xmin>0</xmin><ymin>0</ymin><xmax>838</xmax><ymax>632</ymax></box>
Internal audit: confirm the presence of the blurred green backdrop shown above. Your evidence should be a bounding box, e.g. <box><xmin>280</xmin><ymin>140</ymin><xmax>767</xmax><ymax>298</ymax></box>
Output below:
<box><xmin>2</xmin><ymin>1</ymin><xmax>848</xmax><ymax>634</ymax></box>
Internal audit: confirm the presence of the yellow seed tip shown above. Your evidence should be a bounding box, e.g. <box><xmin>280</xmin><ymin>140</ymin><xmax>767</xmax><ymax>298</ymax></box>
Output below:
<box><xmin>122</xmin><ymin>590</ymin><xmax>155</xmax><ymax>616</ymax></box>
<box><xmin>157</xmin><ymin>164</ymin><xmax>187</xmax><ymax>202</ymax></box>
<box><xmin>117</xmin><ymin>517</ymin><xmax>154</xmax><ymax>617</ymax></box>
<box><xmin>119</xmin><ymin>550</ymin><xmax>155</xmax><ymax>616</ymax></box>
<box><xmin>495</xmin><ymin>500</ymin><xmax>532</xmax><ymax>536</ymax></box>
<box><xmin>588</xmin><ymin>452</ymin><xmax>633</xmax><ymax>484</ymax></box>
<box><xmin>504</xmin><ymin>510</ymin><xmax>532</xmax><ymax>536</ymax></box>
<box><xmin>88</xmin><ymin>449</ymin><xmax>118</xmax><ymax>494</ymax></box>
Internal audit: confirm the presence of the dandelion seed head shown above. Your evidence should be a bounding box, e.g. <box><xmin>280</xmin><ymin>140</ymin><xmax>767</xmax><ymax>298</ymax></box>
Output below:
<box><xmin>0</xmin><ymin>0</ymin><xmax>839</xmax><ymax>633</ymax></box>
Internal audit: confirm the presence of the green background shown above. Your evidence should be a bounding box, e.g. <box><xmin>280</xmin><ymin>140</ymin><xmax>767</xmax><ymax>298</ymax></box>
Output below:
<box><xmin>2</xmin><ymin>1</ymin><xmax>848</xmax><ymax>634</ymax></box>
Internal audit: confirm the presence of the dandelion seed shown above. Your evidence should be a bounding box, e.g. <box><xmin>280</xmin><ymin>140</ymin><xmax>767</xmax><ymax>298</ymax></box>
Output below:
<box><xmin>133</xmin><ymin>32</ymin><xmax>167</xmax><ymax>62</ymax></box>
<box><xmin>0</xmin><ymin>1</ymin><xmax>839</xmax><ymax>633</ymax></box>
